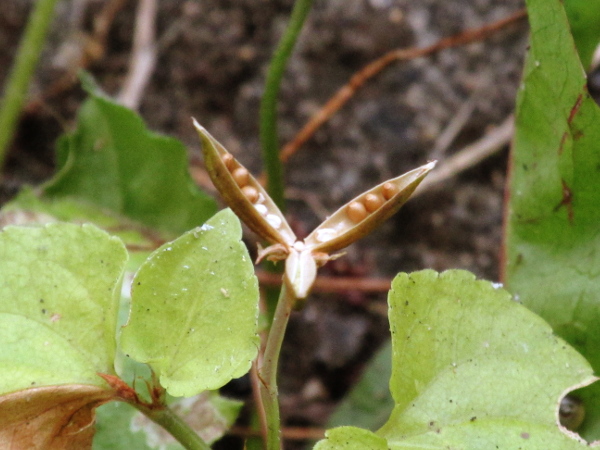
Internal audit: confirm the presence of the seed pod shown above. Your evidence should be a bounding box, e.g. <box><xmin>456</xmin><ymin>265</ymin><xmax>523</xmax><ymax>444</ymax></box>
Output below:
<box><xmin>194</xmin><ymin>119</ymin><xmax>296</xmax><ymax>246</ymax></box>
<box><xmin>303</xmin><ymin>161</ymin><xmax>436</xmax><ymax>254</ymax></box>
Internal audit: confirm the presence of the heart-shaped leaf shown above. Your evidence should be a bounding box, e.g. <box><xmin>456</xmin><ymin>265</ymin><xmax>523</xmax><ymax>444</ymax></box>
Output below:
<box><xmin>120</xmin><ymin>209</ymin><xmax>260</xmax><ymax>397</ymax></box>
<box><xmin>316</xmin><ymin>270</ymin><xmax>595</xmax><ymax>449</ymax></box>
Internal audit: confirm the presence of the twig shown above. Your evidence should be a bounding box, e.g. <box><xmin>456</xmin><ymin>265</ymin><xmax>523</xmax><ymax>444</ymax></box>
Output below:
<box><xmin>118</xmin><ymin>0</ymin><xmax>158</xmax><ymax>110</ymax></box>
<box><xmin>229</xmin><ymin>424</ymin><xmax>325</xmax><ymax>441</ymax></box>
<box><xmin>257</xmin><ymin>269</ymin><xmax>392</xmax><ymax>293</ymax></box>
<box><xmin>429</xmin><ymin>88</ymin><xmax>478</xmax><ymax>160</ymax></box>
<box><xmin>279</xmin><ymin>9</ymin><xmax>526</xmax><ymax>164</ymax></box>
<box><xmin>250</xmin><ymin>362</ymin><xmax>269</xmax><ymax>448</ymax></box>
<box><xmin>416</xmin><ymin>116</ymin><xmax>514</xmax><ymax>197</ymax></box>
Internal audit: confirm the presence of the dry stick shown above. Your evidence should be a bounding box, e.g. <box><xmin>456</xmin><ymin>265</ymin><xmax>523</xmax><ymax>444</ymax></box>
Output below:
<box><xmin>414</xmin><ymin>115</ymin><xmax>514</xmax><ymax>198</ymax></box>
<box><xmin>230</xmin><ymin>425</ymin><xmax>325</xmax><ymax>441</ymax></box>
<box><xmin>118</xmin><ymin>0</ymin><xmax>158</xmax><ymax>109</ymax></box>
<box><xmin>429</xmin><ymin>90</ymin><xmax>478</xmax><ymax>160</ymax></box>
<box><xmin>257</xmin><ymin>269</ymin><xmax>391</xmax><ymax>293</ymax></box>
<box><xmin>278</xmin><ymin>9</ymin><xmax>526</xmax><ymax>164</ymax></box>
<box><xmin>250</xmin><ymin>362</ymin><xmax>269</xmax><ymax>447</ymax></box>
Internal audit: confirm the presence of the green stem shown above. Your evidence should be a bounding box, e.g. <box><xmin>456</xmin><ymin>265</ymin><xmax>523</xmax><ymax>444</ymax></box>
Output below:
<box><xmin>133</xmin><ymin>403</ymin><xmax>211</xmax><ymax>450</ymax></box>
<box><xmin>258</xmin><ymin>283</ymin><xmax>295</xmax><ymax>450</ymax></box>
<box><xmin>259</xmin><ymin>0</ymin><xmax>314</xmax><ymax>210</ymax></box>
<box><xmin>0</xmin><ymin>0</ymin><xmax>60</xmax><ymax>170</ymax></box>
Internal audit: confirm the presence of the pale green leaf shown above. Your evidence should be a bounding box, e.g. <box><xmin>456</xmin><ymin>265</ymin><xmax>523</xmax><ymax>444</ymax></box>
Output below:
<box><xmin>314</xmin><ymin>427</ymin><xmax>387</xmax><ymax>450</ymax></box>
<box><xmin>317</xmin><ymin>270</ymin><xmax>594</xmax><ymax>449</ymax></box>
<box><xmin>1</xmin><ymin>188</ymin><xmax>162</xmax><ymax>271</ymax></box>
<box><xmin>120</xmin><ymin>209</ymin><xmax>260</xmax><ymax>397</ymax></box>
<box><xmin>504</xmin><ymin>0</ymin><xmax>600</xmax><ymax>439</ymax></box>
<box><xmin>0</xmin><ymin>223</ymin><xmax>128</xmax><ymax>392</ymax></box>
<box><xmin>382</xmin><ymin>270</ymin><xmax>592</xmax><ymax>446</ymax></box>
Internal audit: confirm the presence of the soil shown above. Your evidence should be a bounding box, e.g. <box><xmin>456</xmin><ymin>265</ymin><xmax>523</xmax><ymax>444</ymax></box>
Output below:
<box><xmin>0</xmin><ymin>0</ymin><xmax>530</xmax><ymax>448</ymax></box>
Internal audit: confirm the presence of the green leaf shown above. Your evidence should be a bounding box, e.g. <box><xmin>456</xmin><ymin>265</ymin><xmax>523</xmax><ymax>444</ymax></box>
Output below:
<box><xmin>94</xmin><ymin>402</ymin><xmax>151</xmax><ymax>450</ymax></box>
<box><xmin>317</xmin><ymin>270</ymin><xmax>594</xmax><ymax>449</ymax></box>
<box><xmin>0</xmin><ymin>223</ymin><xmax>127</xmax><ymax>447</ymax></box>
<box><xmin>503</xmin><ymin>0</ymin><xmax>600</xmax><ymax>439</ymax></box>
<box><xmin>120</xmin><ymin>209</ymin><xmax>260</xmax><ymax>397</ymax></box>
<box><xmin>42</xmin><ymin>90</ymin><xmax>216</xmax><ymax>234</ymax></box>
<box><xmin>1</xmin><ymin>188</ymin><xmax>163</xmax><ymax>271</ymax></box>
<box><xmin>564</xmin><ymin>0</ymin><xmax>600</xmax><ymax>69</ymax></box>
<box><xmin>314</xmin><ymin>427</ymin><xmax>387</xmax><ymax>450</ymax></box>
<box><xmin>0</xmin><ymin>223</ymin><xmax>128</xmax><ymax>390</ymax></box>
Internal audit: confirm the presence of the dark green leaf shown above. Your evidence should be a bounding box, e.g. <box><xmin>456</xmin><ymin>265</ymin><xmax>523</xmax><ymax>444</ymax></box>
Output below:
<box><xmin>43</xmin><ymin>91</ymin><xmax>216</xmax><ymax>234</ymax></box>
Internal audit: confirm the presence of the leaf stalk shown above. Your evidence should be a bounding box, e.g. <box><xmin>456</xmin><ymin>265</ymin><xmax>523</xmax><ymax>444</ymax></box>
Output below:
<box><xmin>259</xmin><ymin>0</ymin><xmax>314</xmax><ymax>210</ymax></box>
<box><xmin>258</xmin><ymin>284</ymin><xmax>295</xmax><ymax>449</ymax></box>
<box><xmin>133</xmin><ymin>402</ymin><xmax>211</xmax><ymax>450</ymax></box>
<box><xmin>0</xmin><ymin>0</ymin><xmax>60</xmax><ymax>170</ymax></box>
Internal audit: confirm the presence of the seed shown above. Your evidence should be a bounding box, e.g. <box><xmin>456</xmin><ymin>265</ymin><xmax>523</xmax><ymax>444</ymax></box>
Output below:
<box><xmin>315</xmin><ymin>228</ymin><xmax>337</xmax><ymax>243</ymax></box>
<box><xmin>241</xmin><ymin>185</ymin><xmax>259</xmax><ymax>203</ymax></box>
<box><xmin>232</xmin><ymin>167</ymin><xmax>249</xmax><ymax>187</ymax></box>
<box><xmin>364</xmin><ymin>193</ymin><xmax>383</xmax><ymax>212</ymax></box>
<box><xmin>254</xmin><ymin>204</ymin><xmax>268</xmax><ymax>216</ymax></box>
<box><xmin>222</xmin><ymin>154</ymin><xmax>236</xmax><ymax>171</ymax></box>
<box><xmin>266</xmin><ymin>214</ymin><xmax>282</xmax><ymax>229</ymax></box>
<box><xmin>347</xmin><ymin>201</ymin><xmax>368</xmax><ymax>223</ymax></box>
<box><xmin>382</xmin><ymin>182</ymin><xmax>398</xmax><ymax>200</ymax></box>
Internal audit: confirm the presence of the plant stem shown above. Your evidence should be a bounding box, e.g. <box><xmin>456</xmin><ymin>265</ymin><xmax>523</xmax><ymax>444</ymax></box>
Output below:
<box><xmin>259</xmin><ymin>0</ymin><xmax>314</xmax><ymax>211</ymax></box>
<box><xmin>134</xmin><ymin>403</ymin><xmax>211</xmax><ymax>450</ymax></box>
<box><xmin>0</xmin><ymin>0</ymin><xmax>59</xmax><ymax>170</ymax></box>
<box><xmin>259</xmin><ymin>283</ymin><xmax>295</xmax><ymax>449</ymax></box>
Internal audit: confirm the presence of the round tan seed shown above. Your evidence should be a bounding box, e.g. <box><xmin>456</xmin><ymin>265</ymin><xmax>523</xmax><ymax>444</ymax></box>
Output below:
<box><xmin>232</xmin><ymin>167</ymin><xmax>250</xmax><ymax>187</ymax></box>
<box><xmin>382</xmin><ymin>182</ymin><xmax>399</xmax><ymax>200</ymax></box>
<box><xmin>364</xmin><ymin>193</ymin><xmax>383</xmax><ymax>212</ymax></box>
<box><xmin>222</xmin><ymin>154</ymin><xmax>236</xmax><ymax>171</ymax></box>
<box><xmin>241</xmin><ymin>185</ymin><xmax>259</xmax><ymax>203</ymax></box>
<box><xmin>347</xmin><ymin>201</ymin><xmax>368</xmax><ymax>223</ymax></box>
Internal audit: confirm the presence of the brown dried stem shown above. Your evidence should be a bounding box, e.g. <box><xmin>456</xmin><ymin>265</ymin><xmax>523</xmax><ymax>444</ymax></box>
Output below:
<box><xmin>278</xmin><ymin>9</ymin><xmax>526</xmax><ymax>164</ymax></box>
